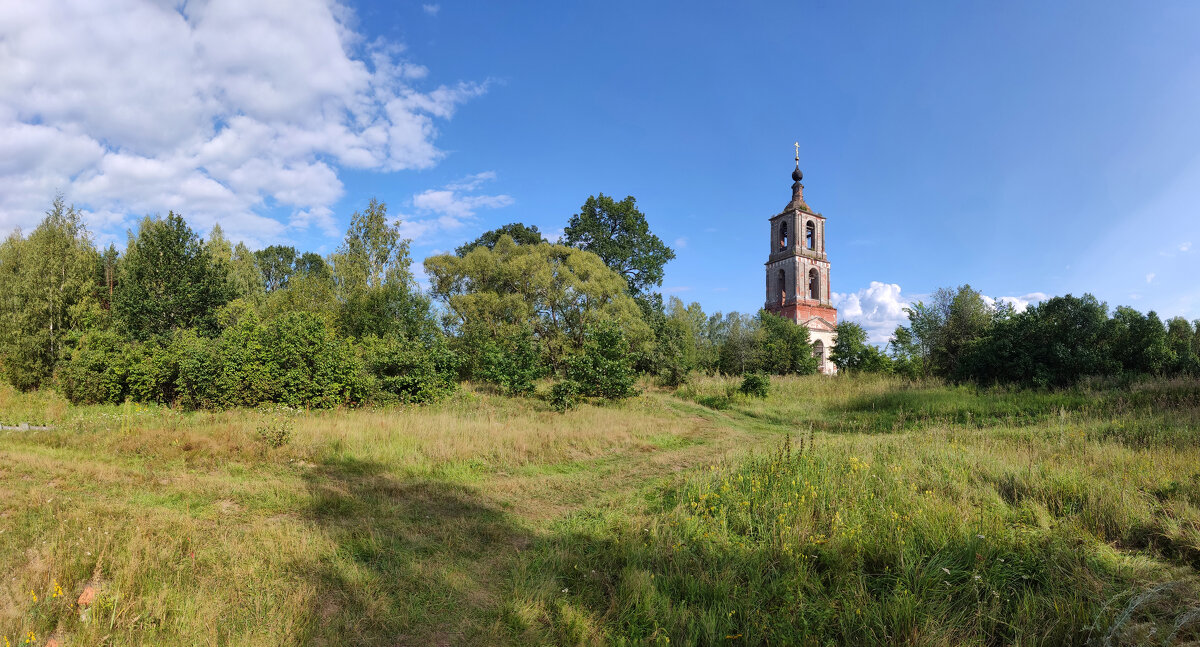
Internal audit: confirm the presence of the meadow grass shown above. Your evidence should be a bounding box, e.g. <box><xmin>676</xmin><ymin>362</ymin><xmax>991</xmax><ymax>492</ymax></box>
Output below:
<box><xmin>1</xmin><ymin>375</ymin><xmax>1198</xmax><ymax>645</ymax></box>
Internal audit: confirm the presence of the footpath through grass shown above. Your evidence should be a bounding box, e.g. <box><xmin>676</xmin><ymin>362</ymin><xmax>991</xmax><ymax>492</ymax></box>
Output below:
<box><xmin>2</xmin><ymin>376</ymin><xmax>1200</xmax><ymax>645</ymax></box>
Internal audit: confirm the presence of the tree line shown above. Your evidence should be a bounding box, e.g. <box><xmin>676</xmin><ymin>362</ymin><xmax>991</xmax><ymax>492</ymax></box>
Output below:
<box><xmin>6</xmin><ymin>196</ymin><xmax>1189</xmax><ymax>410</ymax></box>
<box><xmin>830</xmin><ymin>285</ymin><xmax>1200</xmax><ymax>387</ymax></box>
<box><xmin>0</xmin><ymin>194</ymin><xmax>836</xmax><ymax>411</ymax></box>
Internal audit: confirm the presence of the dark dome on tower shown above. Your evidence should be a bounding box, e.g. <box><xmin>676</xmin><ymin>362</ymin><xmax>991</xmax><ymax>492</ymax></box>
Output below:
<box><xmin>792</xmin><ymin>167</ymin><xmax>803</xmax><ymax>182</ymax></box>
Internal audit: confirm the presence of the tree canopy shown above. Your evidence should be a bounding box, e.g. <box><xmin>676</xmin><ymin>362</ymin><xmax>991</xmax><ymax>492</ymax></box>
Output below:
<box><xmin>425</xmin><ymin>236</ymin><xmax>651</xmax><ymax>372</ymax></box>
<box><xmin>455</xmin><ymin>222</ymin><xmax>546</xmax><ymax>256</ymax></box>
<box><xmin>115</xmin><ymin>212</ymin><xmax>233</xmax><ymax>340</ymax></box>
<box><xmin>563</xmin><ymin>194</ymin><xmax>675</xmax><ymax>299</ymax></box>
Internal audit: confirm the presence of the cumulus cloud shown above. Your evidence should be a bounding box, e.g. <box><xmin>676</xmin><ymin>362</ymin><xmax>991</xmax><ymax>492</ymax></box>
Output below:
<box><xmin>1181</xmin><ymin>242</ymin><xmax>1192</xmax><ymax>252</ymax></box>
<box><xmin>399</xmin><ymin>172</ymin><xmax>512</xmax><ymax>241</ymax></box>
<box><xmin>0</xmin><ymin>0</ymin><xmax>484</xmax><ymax>244</ymax></box>
<box><xmin>832</xmin><ymin>282</ymin><xmax>911</xmax><ymax>345</ymax></box>
<box><xmin>1146</xmin><ymin>273</ymin><xmax>1156</xmax><ymax>284</ymax></box>
<box><xmin>423</xmin><ymin>4</ymin><xmax>440</xmax><ymax>15</ymax></box>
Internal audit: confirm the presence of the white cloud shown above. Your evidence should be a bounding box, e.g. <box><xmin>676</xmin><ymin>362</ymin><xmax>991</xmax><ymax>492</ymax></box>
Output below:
<box><xmin>663</xmin><ymin>286</ymin><xmax>692</xmax><ymax>294</ymax></box>
<box><xmin>832</xmin><ymin>281</ymin><xmax>910</xmax><ymax>345</ymax></box>
<box><xmin>0</xmin><ymin>0</ymin><xmax>484</xmax><ymax>244</ymax></box>
<box><xmin>674</xmin><ymin>237</ymin><xmax>687</xmax><ymax>249</ymax></box>
<box><xmin>1181</xmin><ymin>242</ymin><xmax>1192</xmax><ymax>252</ymax></box>
<box><xmin>400</xmin><ymin>172</ymin><xmax>512</xmax><ymax>241</ymax></box>
<box><xmin>1146</xmin><ymin>273</ymin><xmax>1156</xmax><ymax>284</ymax></box>
<box><xmin>423</xmin><ymin>4</ymin><xmax>440</xmax><ymax>15</ymax></box>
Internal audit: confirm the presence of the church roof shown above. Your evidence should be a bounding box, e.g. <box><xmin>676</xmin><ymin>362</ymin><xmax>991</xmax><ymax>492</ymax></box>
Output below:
<box><xmin>800</xmin><ymin>315</ymin><xmax>837</xmax><ymax>332</ymax></box>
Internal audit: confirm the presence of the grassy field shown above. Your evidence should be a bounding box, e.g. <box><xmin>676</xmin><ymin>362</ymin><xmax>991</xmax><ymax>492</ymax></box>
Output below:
<box><xmin>1</xmin><ymin>376</ymin><xmax>1199</xmax><ymax>645</ymax></box>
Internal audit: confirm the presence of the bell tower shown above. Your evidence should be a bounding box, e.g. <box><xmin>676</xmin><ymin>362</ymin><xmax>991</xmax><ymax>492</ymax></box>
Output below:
<box><xmin>764</xmin><ymin>145</ymin><xmax>838</xmax><ymax>374</ymax></box>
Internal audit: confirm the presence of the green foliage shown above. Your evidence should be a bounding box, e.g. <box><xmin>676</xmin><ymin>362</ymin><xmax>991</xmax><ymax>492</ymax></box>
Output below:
<box><xmin>0</xmin><ymin>197</ymin><xmax>101</xmax><ymax>390</ymax></box>
<box><xmin>59</xmin><ymin>312</ymin><xmax>367</xmax><ymax>409</ymax></box>
<box><xmin>57</xmin><ymin>329</ymin><xmax>129</xmax><ymax>405</ymax></box>
<box><xmin>830</xmin><ymin>321</ymin><xmax>893</xmax><ymax>374</ymax></box>
<box><xmin>261</xmin><ymin>261</ymin><xmax>339</xmax><ymax>324</ymax></box>
<box><xmin>548</xmin><ymin>380</ymin><xmax>579</xmax><ymax>412</ymax></box>
<box><xmin>666</xmin><ymin>297</ymin><xmax>718</xmax><ymax>374</ymax></box>
<box><xmin>171</xmin><ymin>327</ymin><xmax>219</xmax><ymax>410</ymax></box>
<box><xmin>1166</xmin><ymin>316</ymin><xmax>1200</xmax><ymax>374</ymax></box>
<box><xmin>756</xmin><ymin>311</ymin><xmax>819</xmax><ymax>375</ymax></box>
<box><xmin>957</xmin><ymin>294</ymin><xmax>1115</xmax><ymax>387</ymax></box>
<box><xmin>115</xmin><ymin>212</ymin><xmax>233</xmax><ymax>340</ymax></box>
<box><xmin>204</xmin><ymin>226</ymin><xmax>264</xmax><ymax>305</ymax></box>
<box><xmin>738</xmin><ymin>372</ymin><xmax>769</xmax><ymax>398</ymax></box>
<box><xmin>1109</xmin><ymin>306</ymin><xmax>1175</xmax><ymax>375</ymax></box>
<box><xmin>332</xmin><ymin>198</ymin><xmax>435</xmax><ymax>341</ymax></box>
<box><xmin>255</xmin><ymin>405</ymin><xmax>296</xmax><ymax>448</ymax></box>
<box><xmin>902</xmin><ymin>284</ymin><xmax>993</xmax><ymax>378</ymax></box>
<box><xmin>715</xmin><ymin>312</ymin><xmax>760</xmax><ymax>375</ymax></box>
<box><xmin>953</xmin><ymin>294</ymin><xmax>1194</xmax><ymax>387</ymax></box>
<box><xmin>454</xmin><ymin>222</ymin><xmax>546</xmax><ymax>256</ymax></box>
<box><xmin>360</xmin><ymin>335</ymin><xmax>459</xmax><ymax>404</ymax></box>
<box><xmin>650</xmin><ymin>314</ymin><xmax>693</xmax><ymax>387</ymax></box>
<box><xmin>254</xmin><ymin>245</ymin><xmax>298</xmax><ymax>292</ymax></box>
<box><xmin>564</xmin><ymin>320</ymin><xmax>638</xmax><ymax>401</ymax></box>
<box><xmin>260</xmin><ymin>313</ymin><xmax>368</xmax><ymax>409</ymax></box>
<box><xmin>425</xmin><ymin>237</ymin><xmax>651</xmax><ymax>372</ymax></box>
<box><xmin>477</xmin><ymin>326</ymin><xmax>543</xmax><ymax>396</ymax></box>
<box><xmin>563</xmin><ymin>194</ymin><xmax>676</xmax><ymax>298</ymax></box>
<box><xmin>885</xmin><ymin>325</ymin><xmax>924</xmax><ymax>379</ymax></box>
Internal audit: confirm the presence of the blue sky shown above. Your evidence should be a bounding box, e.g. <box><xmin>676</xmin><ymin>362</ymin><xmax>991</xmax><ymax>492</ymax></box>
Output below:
<box><xmin>3</xmin><ymin>1</ymin><xmax>1198</xmax><ymax>341</ymax></box>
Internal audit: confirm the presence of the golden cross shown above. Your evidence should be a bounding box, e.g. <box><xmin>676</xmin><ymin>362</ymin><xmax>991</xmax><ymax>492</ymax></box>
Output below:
<box><xmin>793</xmin><ymin>141</ymin><xmax>799</xmax><ymax>161</ymax></box>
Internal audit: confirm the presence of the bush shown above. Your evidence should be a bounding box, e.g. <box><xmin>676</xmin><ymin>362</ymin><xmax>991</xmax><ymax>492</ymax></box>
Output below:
<box><xmin>361</xmin><ymin>334</ymin><xmax>459</xmax><ymax>404</ymax></box>
<box><xmin>57</xmin><ymin>330</ymin><xmax>129</xmax><ymax>405</ymax></box>
<box><xmin>255</xmin><ymin>404</ymin><xmax>295</xmax><ymax>448</ymax></box>
<box><xmin>549</xmin><ymin>380</ymin><xmax>579</xmax><ymax>413</ymax></box>
<box><xmin>171</xmin><ymin>328</ymin><xmax>219</xmax><ymax>410</ymax></box>
<box><xmin>262</xmin><ymin>312</ymin><xmax>368</xmax><ymax>408</ymax></box>
<box><xmin>477</xmin><ymin>327</ymin><xmax>543</xmax><ymax>396</ymax></box>
<box><xmin>739</xmin><ymin>373</ymin><xmax>770</xmax><ymax>398</ymax></box>
<box><xmin>565</xmin><ymin>321</ymin><xmax>638</xmax><ymax>401</ymax></box>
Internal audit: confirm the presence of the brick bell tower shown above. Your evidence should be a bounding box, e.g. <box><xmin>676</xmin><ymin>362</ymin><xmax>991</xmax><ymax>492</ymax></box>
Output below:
<box><xmin>764</xmin><ymin>144</ymin><xmax>838</xmax><ymax>374</ymax></box>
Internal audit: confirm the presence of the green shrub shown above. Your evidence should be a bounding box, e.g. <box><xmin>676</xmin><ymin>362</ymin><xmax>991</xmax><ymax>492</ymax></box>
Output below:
<box><xmin>263</xmin><ymin>312</ymin><xmax>368</xmax><ymax>408</ymax></box>
<box><xmin>477</xmin><ymin>327</ymin><xmax>543</xmax><ymax>396</ymax></box>
<box><xmin>171</xmin><ymin>328</ymin><xmax>219</xmax><ymax>410</ymax></box>
<box><xmin>739</xmin><ymin>373</ymin><xmax>769</xmax><ymax>398</ymax></box>
<box><xmin>255</xmin><ymin>404</ymin><xmax>296</xmax><ymax>448</ymax></box>
<box><xmin>57</xmin><ymin>329</ymin><xmax>129</xmax><ymax>405</ymax></box>
<box><xmin>361</xmin><ymin>334</ymin><xmax>459</xmax><ymax>404</ymax></box>
<box><xmin>212</xmin><ymin>307</ymin><xmax>274</xmax><ymax>408</ymax></box>
<box><xmin>565</xmin><ymin>321</ymin><xmax>638</xmax><ymax>401</ymax></box>
<box><xmin>549</xmin><ymin>380</ymin><xmax>579</xmax><ymax>412</ymax></box>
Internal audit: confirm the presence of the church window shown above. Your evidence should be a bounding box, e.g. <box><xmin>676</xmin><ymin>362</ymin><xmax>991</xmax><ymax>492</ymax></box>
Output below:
<box><xmin>805</xmin><ymin>221</ymin><xmax>815</xmax><ymax>250</ymax></box>
<box><xmin>813</xmin><ymin>340</ymin><xmax>825</xmax><ymax>371</ymax></box>
<box><xmin>808</xmin><ymin>268</ymin><xmax>819</xmax><ymax>300</ymax></box>
<box><xmin>778</xmin><ymin>269</ymin><xmax>787</xmax><ymax>305</ymax></box>
<box><xmin>779</xmin><ymin>221</ymin><xmax>788</xmax><ymax>250</ymax></box>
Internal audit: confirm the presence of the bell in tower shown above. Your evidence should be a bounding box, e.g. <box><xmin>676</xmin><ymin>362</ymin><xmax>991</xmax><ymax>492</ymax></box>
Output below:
<box><xmin>763</xmin><ymin>144</ymin><xmax>839</xmax><ymax>374</ymax></box>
